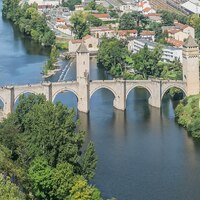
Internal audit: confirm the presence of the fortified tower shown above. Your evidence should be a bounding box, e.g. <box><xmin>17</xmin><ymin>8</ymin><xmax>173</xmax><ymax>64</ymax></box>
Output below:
<box><xmin>182</xmin><ymin>35</ymin><xmax>199</xmax><ymax>95</ymax></box>
<box><xmin>76</xmin><ymin>42</ymin><xmax>90</xmax><ymax>113</ymax></box>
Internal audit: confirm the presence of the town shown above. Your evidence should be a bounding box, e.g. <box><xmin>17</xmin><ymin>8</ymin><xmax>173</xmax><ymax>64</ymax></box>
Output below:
<box><xmin>2</xmin><ymin>0</ymin><xmax>200</xmax><ymax>199</ymax></box>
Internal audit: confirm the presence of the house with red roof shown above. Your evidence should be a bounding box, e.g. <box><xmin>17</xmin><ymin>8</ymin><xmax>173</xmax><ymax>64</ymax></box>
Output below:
<box><xmin>162</xmin><ymin>21</ymin><xmax>195</xmax><ymax>42</ymax></box>
<box><xmin>140</xmin><ymin>30</ymin><xmax>156</xmax><ymax>41</ymax></box>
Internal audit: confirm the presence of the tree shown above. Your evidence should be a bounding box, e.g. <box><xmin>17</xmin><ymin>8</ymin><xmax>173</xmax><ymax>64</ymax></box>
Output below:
<box><xmin>0</xmin><ymin>176</ymin><xmax>25</xmax><ymax>200</ymax></box>
<box><xmin>97</xmin><ymin>37</ymin><xmax>130</xmax><ymax>75</ymax></box>
<box><xmin>62</xmin><ymin>0</ymin><xmax>81</xmax><ymax>11</ymax></box>
<box><xmin>87</xmin><ymin>15</ymin><xmax>103</xmax><ymax>27</ymax></box>
<box><xmin>28</xmin><ymin>157</ymin><xmax>101</xmax><ymax>200</ymax></box>
<box><xmin>69</xmin><ymin>176</ymin><xmax>103</xmax><ymax>200</ymax></box>
<box><xmin>2</xmin><ymin>0</ymin><xmax>55</xmax><ymax>46</ymax></box>
<box><xmin>70</xmin><ymin>11</ymin><xmax>89</xmax><ymax>39</ymax></box>
<box><xmin>80</xmin><ymin>142</ymin><xmax>97</xmax><ymax>180</ymax></box>
<box><xmin>119</xmin><ymin>13</ymin><xmax>136</xmax><ymax>30</ymax></box>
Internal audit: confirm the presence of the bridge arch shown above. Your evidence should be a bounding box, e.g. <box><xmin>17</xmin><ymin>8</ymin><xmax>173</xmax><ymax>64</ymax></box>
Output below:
<box><xmin>52</xmin><ymin>88</ymin><xmax>78</xmax><ymax>102</ymax></box>
<box><xmin>14</xmin><ymin>91</ymin><xmax>38</xmax><ymax>103</ymax></box>
<box><xmin>161</xmin><ymin>85</ymin><xmax>187</xmax><ymax>101</ymax></box>
<box><xmin>126</xmin><ymin>85</ymin><xmax>152</xmax><ymax>99</ymax></box>
<box><xmin>90</xmin><ymin>85</ymin><xmax>117</xmax><ymax>99</ymax></box>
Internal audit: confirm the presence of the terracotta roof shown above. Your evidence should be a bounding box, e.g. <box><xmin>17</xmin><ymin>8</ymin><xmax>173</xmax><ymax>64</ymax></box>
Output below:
<box><xmin>56</xmin><ymin>18</ymin><xmax>65</xmax><ymax>23</ymax></box>
<box><xmin>92</xmin><ymin>13</ymin><xmax>110</xmax><ymax>19</ymax></box>
<box><xmin>116</xmin><ymin>30</ymin><xmax>137</xmax><ymax>36</ymax></box>
<box><xmin>167</xmin><ymin>29</ymin><xmax>181</xmax><ymax>34</ymax></box>
<box><xmin>83</xmin><ymin>35</ymin><xmax>92</xmax><ymax>40</ymax></box>
<box><xmin>140</xmin><ymin>31</ymin><xmax>155</xmax><ymax>36</ymax></box>
<box><xmin>165</xmin><ymin>38</ymin><xmax>185</xmax><ymax>47</ymax></box>
<box><xmin>174</xmin><ymin>22</ymin><xmax>189</xmax><ymax>30</ymax></box>
<box><xmin>143</xmin><ymin>7</ymin><xmax>152</xmax><ymax>12</ymax></box>
<box><xmin>183</xmin><ymin>35</ymin><xmax>198</xmax><ymax>48</ymax></box>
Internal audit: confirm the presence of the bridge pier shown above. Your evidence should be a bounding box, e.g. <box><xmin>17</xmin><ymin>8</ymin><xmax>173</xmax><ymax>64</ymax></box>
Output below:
<box><xmin>113</xmin><ymin>81</ymin><xmax>126</xmax><ymax>111</ymax></box>
<box><xmin>148</xmin><ymin>80</ymin><xmax>161</xmax><ymax>108</ymax></box>
<box><xmin>77</xmin><ymin>81</ymin><xmax>90</xmax><ymax>113</ymax></box>
<box><xmin>4</xmin><ymin>86</ymin><xmax>14</xmax><ymax>115</ymax></box>
<box><xmin>42</xmin><ymin>82</ymin><xmax>52</xmax><ymax>101</ymax></box>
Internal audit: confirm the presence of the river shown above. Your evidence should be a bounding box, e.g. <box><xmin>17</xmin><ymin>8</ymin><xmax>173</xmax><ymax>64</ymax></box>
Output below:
<box><xmin>1</xmin><ymin>1</ymin><xmax>200</xmax><ymax>200</ymax></box>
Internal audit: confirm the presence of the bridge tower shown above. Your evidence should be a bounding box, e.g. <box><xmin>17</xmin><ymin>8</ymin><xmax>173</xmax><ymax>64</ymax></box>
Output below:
<box><xmin>76</xmin><ymin>42</ymin><xmax>90</xmax><ymax>113</ymax></box>
<box><xmin>182</xmin><ymin>35</ymin><xmax>199</xmax><ymax>95</ymax></box>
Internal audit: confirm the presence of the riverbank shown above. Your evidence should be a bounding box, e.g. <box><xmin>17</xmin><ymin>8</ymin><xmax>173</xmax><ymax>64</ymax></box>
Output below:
<box><xmin>175</xmin><ymin>94</ymin><xmax>200</xmax><ymax>138</ymax></box>
<box><xmin>2</xmin><ymin>0</ymin><xmax>55</xmax><ymax>46</ymax></box>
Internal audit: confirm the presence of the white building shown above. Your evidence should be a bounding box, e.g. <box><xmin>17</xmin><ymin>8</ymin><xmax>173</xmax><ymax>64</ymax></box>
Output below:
<box><xmin>25</xmin><ymin>0</ymin><xmax>60</xmax><ymax>6</ymax></box>
<box><xmin>129</xmin><ymin>39</ymin><xmax>183</xmax><ymax>62</ymax></box>
<box><xmin>181</xmin><ymin>0</ymin><xmax>200</xmax><ymax>14</ymax></box>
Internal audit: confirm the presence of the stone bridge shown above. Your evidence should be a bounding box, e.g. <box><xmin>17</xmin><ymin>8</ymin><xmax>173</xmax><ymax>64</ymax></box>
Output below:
<box><xmin>0</xmin><ymin>37</ymin><xmax>199</xmax><ymax>116</ymax></box>
<box><xmin>0</xmin><ymin>79</ymin><xmax>187</xmax><ymax>115</ymax></box>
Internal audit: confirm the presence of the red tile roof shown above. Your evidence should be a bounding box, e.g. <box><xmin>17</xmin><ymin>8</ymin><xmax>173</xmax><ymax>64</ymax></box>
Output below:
<box><xmin>116</xmin><ymin>30</ymin><xmax>137</xmax><ymax>36</ymax></box>
<box><xmin>92</xmin><ymin>13</ymin><xmax>110</xmax><ymax>19</ymax></box>
<box><xmin>140</xmin><ymin>30</ymin><xmax>155</xmax><ymax>36</ymax></box>
<box><xmin>165</xmin><ymin>38</ymin><xmax>185</xmax><ymax>47</ymax></box>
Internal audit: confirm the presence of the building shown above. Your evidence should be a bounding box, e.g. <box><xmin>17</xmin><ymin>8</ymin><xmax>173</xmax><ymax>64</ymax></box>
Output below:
<box><xmin>91</xmin><ymin>13</ymin><xmax>111</xmax><ymax>21</ymax></box>
<box><xmin>140</xmin><ymin>30</ymin><xmax>155</xmax><ymax>41</ymax></box>
<box><xmin>25</xmin><ymin>0</ymin><xmax>60</xmax><ymax>6</ymax></box>
<box><xmin>181</xmin><ymin>0</ymin><xmax>200</xmax><ymax>14</ymax></box>
<box><xmin>75</xmin><ymin>4</ymin><xmax>84</xmax><ymax>11</ymax></box>
<box><xmin>129</xmin><ymin>39</ymin><xmax>183</xmax><ymax>62</ymax></box>
<box><xmin>90</xmin><ymin>26</ymin><xmax>115</xmax><ymax>38</ymax></box>
<box><xmin>162</xmin><ymin>21</ymin><xmax>195</xmax><ymax>41</ymax></box>
<box><xmin>165</xmin><ymin>38</ymin><xmax>185</xmax><ymax>48</ymax></box>
<box><xmin>144</xmin><ymin>13</ymin><xmax>161</xmax><ymax>23</ymax></box>
<box><xmin>116</xmin><ymin>30</ymin><xmax>138</xmax><ymax>39</ymax></box>
<box><xmin>68</xmin><ymin>35</ymin><xmax>99</xmax><ymax>53</ymax></box>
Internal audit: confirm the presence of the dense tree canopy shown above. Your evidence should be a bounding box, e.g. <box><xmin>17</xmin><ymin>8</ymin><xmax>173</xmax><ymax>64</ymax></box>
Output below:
<box><xmin>87</xmin><ymin>14</ymin><xmax>103</xmax><ymax>27</ymax></box>
<box><xmin>175</xmin><ymin>94</ymin><xmax>200</xmax><ymax>138</ymax></box>
<box><xmin>97</xmin><ymin>37</ymin><xmax>130</xmax><ymax>76</ymax></box>
<box><xmin>62</xmin><ymin>0</ymin><xmax>81</xmax><ymax>11</ymax></box>
<box><xmin>70</xmin><ymin>11</ymin><xmax>89</xmax><ymax>39</ymax></box>
<box><xmin>2</xmin><ymin>0</ymin><xmax>55</xmax><ymax>46</ymax></box>
<box><xmin>0</xmin><ymin>94</ymin><xmax>103</xmax><ymax>199</ymax></box>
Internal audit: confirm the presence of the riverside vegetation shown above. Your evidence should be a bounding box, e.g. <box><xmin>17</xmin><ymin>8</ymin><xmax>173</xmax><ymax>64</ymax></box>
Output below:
<box><xmin>175</xmin><ymin>94</ymin><xmax>200</xmax><ymax>138</ymax></box>
<box><xmin>2</xmin><ymin>0</ymin><xmax>55</xmax><ymax>46</ymax></box>
<box><xmin>0</xmin><ymin>94</ymin><xmax>108</xmax><ymax>199</ymax></box>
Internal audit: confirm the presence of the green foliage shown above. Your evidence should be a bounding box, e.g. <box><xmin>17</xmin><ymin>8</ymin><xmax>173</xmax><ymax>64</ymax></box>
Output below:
<box><xmin>0</xmin><ymin>176</ymin><xmax>25</xmax><ymax>200</ymax></box>
<box><xmin>70</xmin><ymin>11</ymin><xmax>89</xmax><ymax>39</ymax></box>
<box><xmin>28</xmin><ymin>156</ymin><xmax>101</xmax><ymax>200</ymax></box>
<box><xmin>188</xmin><ymin>14</ymin><xmax>200</xmax><ymax>43</ymax></box>
<box><xmin>159</xmin><ymin>10</ymin><xmax>188</xmax><ymax>26</ymax></box>
<box><xmin>87</xmin><ymin>15</ymin><xmax>103</xmax><ymax>27</ymax></box>
<box><xmin>84</xmin><ymin>1</ymin><xmax>107</xmax><ymax>13</ymax></box>
<box><xmin>0</xmin><ymin>94</ymin><xmax>102</xmax><ymax>198</ymax></box>
<box><xmin>56</xmin><ymin>42</ymin><xmax>69</xmax><ymax>50</ymax></box>
<box><xmin>80</xmin><ymin>142</ymin><xmax>97</xmax><ymax>180</ymax></box>
<box><xmin>131</xmin><ymin>44</ymin><xmax>182</xmax><ymax>80</ymax></box>
<box><xmin>119</xmin><ymin>13</ymin><xmax>136</xmax><ymax>30</ymax></box>
<box><xmin>2</xmin><ymin>0</ymin><xmax>55</xmax><ymax>46</ymax></box>
<box><xmin>119</xmin><ymin>12</ymin><xmax>149</xmax><ymax>30</ymax></box>
<box><xmin>69</xmin><ymin>176</ymin><xmax>103</xmax><ymax>200</ymax></box>
<box><xmin>109</xmin><ymin>10</ymin><xmax>119</xmax><ymax>18</ymax></box>
<box><xmin>97</xmin><ymin>37</ymin><xmax>130</xmax><ymax>76</ymax></box>
<box><xmin>62</xmin><ymin>0</ymin><xmax>81</xmax><ymax>11</ymax></box>
<box><xmin>175</xmin><ymin>95</ymin><xmax>200</xmax><ymax>138</ymax></box>
<box><xmin>43</xmin><ymin>46</ymin><xmax>59</xmax><ymax>73</ymax></box>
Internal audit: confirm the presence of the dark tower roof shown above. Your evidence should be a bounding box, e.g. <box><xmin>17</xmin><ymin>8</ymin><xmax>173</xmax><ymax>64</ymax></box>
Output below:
<box><xmin>183</xmin><ymin>35</ymin><xmax>198</xmax><ymax>48</ymax></box>
<box><xmin>77</xmin><ymin>42</ymin><xmax>89</xmax><ymax>53</ymax></box>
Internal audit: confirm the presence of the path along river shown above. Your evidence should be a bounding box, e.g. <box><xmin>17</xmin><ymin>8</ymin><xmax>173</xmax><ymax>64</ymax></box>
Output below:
<box><xmin>1</xmin><ymin>1</ymin><xmax>200</xmax><ymax>199</ymax></box>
